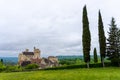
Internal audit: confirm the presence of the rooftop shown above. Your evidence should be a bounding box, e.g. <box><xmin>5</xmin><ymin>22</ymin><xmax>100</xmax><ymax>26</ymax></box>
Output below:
<box><xmin>23</xmin><ymin>52</ymin><xmax>34</xmax><ymax>55</ymax></box>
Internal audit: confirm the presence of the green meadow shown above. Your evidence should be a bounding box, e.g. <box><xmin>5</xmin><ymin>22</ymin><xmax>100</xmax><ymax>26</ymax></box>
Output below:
<box><xmin>0</xmin><ymin>67</ymin><xmax>120</xmax><ymax>80</ymax></box>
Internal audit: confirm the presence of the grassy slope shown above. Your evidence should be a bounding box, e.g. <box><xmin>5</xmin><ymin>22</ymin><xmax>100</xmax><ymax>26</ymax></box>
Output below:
<box><xmin>0</xmin><ymin>67</ymin><xmax>120</xmax><ymax>80</ymax></box>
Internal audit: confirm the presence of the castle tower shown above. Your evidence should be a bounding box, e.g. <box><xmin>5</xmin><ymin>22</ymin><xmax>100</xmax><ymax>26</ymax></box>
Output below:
<box><xmin>25</xmin><ymin>49</ymin><xmax>29</xmax><ymax>52</ymax></box>
<box><xmin>34</xmin><ymin>47</ymin><xmax>41</xmax><ymax>59</ymax></box>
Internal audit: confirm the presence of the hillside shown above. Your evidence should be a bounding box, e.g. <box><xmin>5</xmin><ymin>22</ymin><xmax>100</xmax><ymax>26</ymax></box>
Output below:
<box><xmin>0</xmin><ymin>67</ymin><xmax>120</xmax><ymax>80</ymax></box>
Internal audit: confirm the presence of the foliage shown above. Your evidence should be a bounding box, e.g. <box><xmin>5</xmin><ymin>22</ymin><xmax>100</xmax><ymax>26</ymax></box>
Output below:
<box><xmin>94</xmin><ymin>48</ymin><xmax>98</xmax><ymax>63</ymax></box>
<box><xmin>0</xmin><ymin>62</ymin><xmax>6</xmax><ymax>72</ymax></box>
<box><xmin>25</xmin><ymin>63</ymin><xmax>39</xmax><ymax>69</ymax></box>
<box><xmin>1</xmin><ymin>59</ymin><xmax>3</xmax><ymax>63</ymax></box>
<box><xmin>106</xmin><ymin>17</ymin><xmax>120</xmax><ymax>66</ymax></box>
<box><xmin>82</xmin><ymin>5</ymin><xmax>91</xmax><ymax>68</ymax></box>
<box><xmin>59</xmin><ymin>58</ymin><xmax>82</xmax><ymax>65</ymax></box>
<box><xmin>0</xmin><ymin>60</ymin><xmax>24</xmax><ymax>72</ymax></box>
<box><xmin>59</xmin><ymin>59</ymin><xmax>75</xmax><ymax>65</ymax></box>
<box><xmin>98</xmin><ymin>10</ymin><xmax>106</xmax><ymax>67</ymax></box>
<box><xmin>5</xmin><ymin>65</ymin><xmax>23</xmax><ymax>72</ymax></box>
<box><xmin>0</xmin><ymin>57</ymin><xmax>116</xmax><ymax>72</ymax></box>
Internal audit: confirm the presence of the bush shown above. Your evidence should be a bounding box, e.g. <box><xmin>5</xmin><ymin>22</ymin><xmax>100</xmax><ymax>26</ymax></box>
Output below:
<box><xmin>25</xmin><ymin>64</ymin><xmax>39</xmax><ymax>69</ymax></box>
<box><xmin>0</xmin><ymin>65</ymin><xmax>6</xmax><ymax>71</ymax></box>
<box><xmin>0</xmin><ymin>62</ymin><xmax>6</xmax><ymax>72</ymax></box>
<box><xmin>59</xmin><ymin>58</ymin><xmax>82</xmax><ymax>65</ymax></box>
<box><xmin>5</xmin><ymin>65</ymin><xmax>23</xmax><ymax>72</ymax></box>
<box><xmin>45</xmin><ymin>62</ymin><xmax>112</xmax><ymax>70</ymax></box>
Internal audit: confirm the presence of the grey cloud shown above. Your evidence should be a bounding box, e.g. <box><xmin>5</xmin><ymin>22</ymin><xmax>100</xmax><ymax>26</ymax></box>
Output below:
<box><xmin>0</xmin><ymin>0</ymin><xmax>120</xmax><ymax>57</ymax></box>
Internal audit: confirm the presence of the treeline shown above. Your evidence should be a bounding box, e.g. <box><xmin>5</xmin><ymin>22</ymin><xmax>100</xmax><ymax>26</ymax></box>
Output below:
<box><xmin>0</xmin><ymin>60</ymin><xmax>39</xmax><ymax>72</ymax></box>
<box><xmin>0</xmin><ymin>64</ymin><xmax>40</xmax><ymax>72</ymax></box>
<box><xmin>82</xmin><ymin>5</ymin><xmax>120</xmax><ymax>68</ymax></box>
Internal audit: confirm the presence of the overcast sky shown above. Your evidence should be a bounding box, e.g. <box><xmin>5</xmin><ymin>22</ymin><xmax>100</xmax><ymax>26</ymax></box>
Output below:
<box><xmin>0</xmin><ymin>0</ymin><xmax>120</xmax><ymax>57</ymax></box>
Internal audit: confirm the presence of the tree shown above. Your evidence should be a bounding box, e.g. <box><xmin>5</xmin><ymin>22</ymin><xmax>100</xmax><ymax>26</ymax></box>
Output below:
<box><xmin>1</xmin><ymin>59</ymin><xmax>3</xmax><ymax>64</ymax></box>
<box><xmin>94</xmin><ymin>48</ymin><xmax>98</xmax><ymax>63</ymax></box>
<box><xmin>106</xmin><ymin>17</ymin><xmax>120</xmax><ymax>66</ymax></box>
<box><xmin>98</xmin><ymin>10</ymin><xmax>106</xmax><ymax>67</ymax></box>
<box><xmin>82</xmin><ymin>5</ymin><xmax>91</xmax><ymax>68</ymax></box>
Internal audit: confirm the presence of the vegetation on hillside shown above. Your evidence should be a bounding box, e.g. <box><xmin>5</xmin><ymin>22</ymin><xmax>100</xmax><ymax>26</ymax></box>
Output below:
<box><xmin>1</xmin><ymin>68</ymin><xmax>120</xmax><ymax>80</ymax></box>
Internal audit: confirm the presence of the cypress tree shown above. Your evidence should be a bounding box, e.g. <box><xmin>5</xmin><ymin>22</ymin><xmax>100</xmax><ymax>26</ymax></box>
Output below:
<box><xmin>98</xmin><ymin>10</ymin><xmax>106</xmax><ymax>67</ymax></box>
<box><xmin>94</xmin><ymin>48</ymin><xmax>98</xmax><ymax>63</ymax></box>
<box><xmin>82</xmin><ymin>5</ymin><xmax>91</xmax><ymax>68</ymax></box>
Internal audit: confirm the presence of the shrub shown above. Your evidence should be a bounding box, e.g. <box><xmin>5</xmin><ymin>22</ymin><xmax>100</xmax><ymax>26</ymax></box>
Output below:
<box><xmin>5</xmin><ymin>65</ymin><xmax>23</xmax><ymax>72</ymax></box>
<box><xmin>59</xmin><ymin>59</ymin><xmax>81</xmax><ymax>65</ymax></box>
<box><xmin>25</xmin><ymin>64</ymin><xmax>39</xmax><ymax>69</ymax></box>
<box><xmin>0</xmin><ymin>62</ymin><xmax>6</xmax><ymax>72</ymax></box>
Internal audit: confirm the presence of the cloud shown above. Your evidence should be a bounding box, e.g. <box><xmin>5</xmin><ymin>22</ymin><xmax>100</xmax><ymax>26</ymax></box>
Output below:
<box><xmin>0</xmin><ymin>0</ymin><xmax>119</xmax><ymax>57</ymax></box>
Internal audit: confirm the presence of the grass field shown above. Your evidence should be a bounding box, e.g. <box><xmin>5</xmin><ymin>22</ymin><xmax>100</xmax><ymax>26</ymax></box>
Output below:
<box><xmin>0</xmin><ymin>67</ymin><xmax>120</xmax><ymax>80</ymax></box>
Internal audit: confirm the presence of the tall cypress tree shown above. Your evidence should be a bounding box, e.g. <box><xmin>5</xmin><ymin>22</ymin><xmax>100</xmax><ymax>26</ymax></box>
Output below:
<box><xmin>94</xmin><ymin>48</ymin><xmax>98</xmax><ymax>63</ymax></box>
<box><xmin>98</xmin><ymin>10</ymin><xmax>106</xmax><ymax>67</ymax></box>
<box><xmin>82</xmin><ymin>5</ymin><xmax>91</xmax><ymax>68</ymax></box>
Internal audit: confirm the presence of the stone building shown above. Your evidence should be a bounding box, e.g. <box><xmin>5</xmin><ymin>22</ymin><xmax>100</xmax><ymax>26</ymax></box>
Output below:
<box><xmin>18</xmin><ymin>47</ymin><xmax>41</xmax><ymax>66</ymax></box>
<box><xmin>18</xmin><ymin>47</ymin><xmax>59</xmax><ymax>68</ymax></box>
<box><xmin>39</xmin><ymin>56</ymin><xmax>59</xmax><ymax>69</ymax></box>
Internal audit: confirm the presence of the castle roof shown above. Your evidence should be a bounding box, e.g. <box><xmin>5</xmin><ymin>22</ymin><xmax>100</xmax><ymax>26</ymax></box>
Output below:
<box><xmin>23</xmin><ymin>52</ymin><xmax>34</xmax><ymax>55</ymax></box>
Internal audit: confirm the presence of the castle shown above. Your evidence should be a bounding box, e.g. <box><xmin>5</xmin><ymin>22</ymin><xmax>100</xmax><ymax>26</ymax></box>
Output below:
<box><xmin>18</xmin><ymin>47</ymin><xmax>59</xmax><ymax>69</ymax></box>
